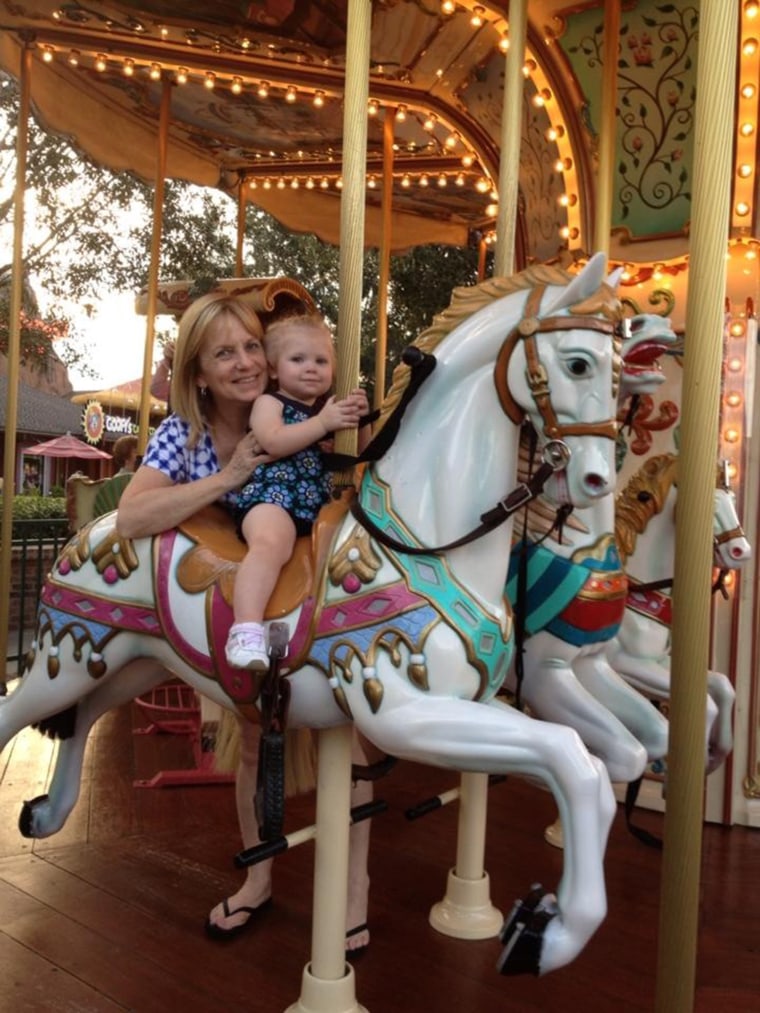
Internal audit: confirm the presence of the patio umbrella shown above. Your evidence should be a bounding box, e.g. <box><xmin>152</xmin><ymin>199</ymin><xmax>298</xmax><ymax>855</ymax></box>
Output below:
<box><xmin>24</xmin><ymin>433</ymin><xmax>112</xmax><ymax>460</ymax></box>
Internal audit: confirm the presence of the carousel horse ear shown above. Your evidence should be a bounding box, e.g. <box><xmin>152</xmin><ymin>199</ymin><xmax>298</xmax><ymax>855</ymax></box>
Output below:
<box><xmin>541</xmin><ymin>251</ymin><xmax>609</xmax><ymax>316</ymax></box>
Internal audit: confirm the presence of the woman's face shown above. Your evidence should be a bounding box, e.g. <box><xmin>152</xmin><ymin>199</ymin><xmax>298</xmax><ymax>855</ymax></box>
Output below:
<box><xmin>195</xmin><ymin>313</ymin><xmax>268</xmax><ymax>408</ymax></box>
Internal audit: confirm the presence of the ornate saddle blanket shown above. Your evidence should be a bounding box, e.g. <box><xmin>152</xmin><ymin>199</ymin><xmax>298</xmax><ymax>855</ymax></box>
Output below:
<box><xmin>506</xmin><ymin>536</ymin><xmax>627</xmax><ymax>647</ymax></box>
<box><xmin>625</xmin><ymin>583</ymin><xmax>672</xmax><ymax>627</ymax></box>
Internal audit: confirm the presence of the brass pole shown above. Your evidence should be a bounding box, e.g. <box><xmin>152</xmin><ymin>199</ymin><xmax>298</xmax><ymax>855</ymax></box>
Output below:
<box><xmin>374</xmin><ymin>109</ymin><xmax>394</xmax><ymax>409</ymax></box>
<box><xmin>236</xmin><ymin>180</ymin><xmax>245</xmax><ymax>276</ymax></box>
<box><xmin>303</xmin><ymin>0</ymin><xmax>371</xmax><ymax>1004</ymax></box>
<box><xmin>136</xmin><ymin>77</ymin><xmax>171</xmax><ymax>455</ymax></box>
<box><xmin>655</xmin><ymin>2</ymin><xmax>738</xmax><ymax>1010</ymax></box>
<box><xmin>0</xmin><ymin>44</ymin><xmax>32</xmax><ymax>687</ymax></box>
<box><xmin>594</xmin><ymin>0</ymin><xmax>620</xmax><ymax>256</ymax></box>
<box><xmin>493</xmin><ymin>0</ymin><xmax>527</xmax><ymax>277</ymax></box>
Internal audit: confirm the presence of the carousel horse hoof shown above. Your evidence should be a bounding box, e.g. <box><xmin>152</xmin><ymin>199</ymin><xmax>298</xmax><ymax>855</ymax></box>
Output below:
<box><xmin>18</xmin><ymin>794</ymin><xmax>50</xmax><ymax>838</ymax></box>
<box><xmin>496</xmin><ymin>886</ymin><xmax>557</xmax><ymax>977</ymax></box>
<box><xmin>204</xmin><ymin>896</ymin><xmax>273</xmax><ymax>940</ymax></box>
<box><xmin>345</xmin><ymin>923</ymin><xmax>370</xmax><ymax>960</ymax></box>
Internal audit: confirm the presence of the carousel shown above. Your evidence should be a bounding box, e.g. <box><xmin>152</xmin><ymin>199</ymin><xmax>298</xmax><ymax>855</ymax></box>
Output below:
<box><xmin>0</xmin><ymin>3</ymin><xmax>757</xmax><ymax>1011</ymax></box>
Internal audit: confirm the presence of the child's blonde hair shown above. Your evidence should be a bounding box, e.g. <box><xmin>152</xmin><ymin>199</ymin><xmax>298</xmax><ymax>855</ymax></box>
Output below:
<box><xmin>263</xmin><ymin>312</ymin><xmax>336</xmax><ymax>373</ymax></box>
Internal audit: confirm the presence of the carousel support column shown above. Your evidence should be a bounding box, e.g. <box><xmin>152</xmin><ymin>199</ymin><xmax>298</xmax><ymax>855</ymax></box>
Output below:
<box><xmin>655</xmin><ymin>3</ymin><xmax>738</xmax><ymax>1011</ymax></box>
<box><xmin>373</xmin><ymin>109</ymin><xmax>394</xmax><ymax>409</ymax></box>
<box><xmin>236</xmin><ymin>178</ymin><xmax>246</xmax><ymax>277</ymax></box>
<box><xmin>544</xmin><ymin>0</ymin><xmax>621</xmax><ymax>851</ymax></box>
<box><xmin>136</xmin><ymin>77</ymin><xmax>171</xmax><ymax>457</ymax></box>
<box><xmin>430</xmin><ymin>0</ymin><xmax>529</xmax><ymax>943</ymax></box>
<box><xmin>0</xmin><ymin>43</ymin><xmax>31</xmax><ymax>689</ymax></box>
<box><xmin>286</xmin><ymin>2</ymin><xmax>370</xmax><ymax>1011</ymax></box>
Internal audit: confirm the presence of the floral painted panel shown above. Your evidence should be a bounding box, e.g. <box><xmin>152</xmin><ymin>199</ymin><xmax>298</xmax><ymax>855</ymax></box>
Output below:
<box><xmin>560</xmin><ymin>1</ymin><xmax>698</xmax><ymax>240</ymax></box>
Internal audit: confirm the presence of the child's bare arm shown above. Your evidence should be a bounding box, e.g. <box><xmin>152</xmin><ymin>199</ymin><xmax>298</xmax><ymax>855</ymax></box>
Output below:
<box><xmin>251</xmin><ymin>394</ymin><xmax>361</xmax><ymax>457</ymax></box>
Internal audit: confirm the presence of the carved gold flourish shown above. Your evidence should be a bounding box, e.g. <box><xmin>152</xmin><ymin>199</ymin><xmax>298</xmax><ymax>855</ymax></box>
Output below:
<box><xmin>92</xmin><ymin>532</ymin><xmax>140</xmax><ymax>579</ymax></box>
<box><xmin>329</xmin><ymin>526</ymin><xmax>382</xmax><ymax>586</ymax></box>
<box><xmin>742</xmin><ymin>771</ymin><xmax>760</xmax><ymax>799</ymax></box>
<box><xmin>58</xmin><ymin>526</ymin><xmax>92</xmax><ymax>571</ymax></box>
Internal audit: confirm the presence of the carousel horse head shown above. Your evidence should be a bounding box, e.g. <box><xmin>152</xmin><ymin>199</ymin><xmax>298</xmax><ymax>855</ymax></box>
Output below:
<box><xmin>615</xmin><ymin>452</ymin><xmax>751</xmax><ymax>569</ymax></box>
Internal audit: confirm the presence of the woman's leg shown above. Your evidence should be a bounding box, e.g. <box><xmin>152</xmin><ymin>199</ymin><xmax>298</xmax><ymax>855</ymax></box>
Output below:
<box><xmin>206</xmin><ymin>723</ymin><xmax>373</xmax><ymax>951</ymax></box>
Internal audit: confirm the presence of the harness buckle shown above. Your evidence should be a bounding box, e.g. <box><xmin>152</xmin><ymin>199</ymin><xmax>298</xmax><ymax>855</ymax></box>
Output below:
<box><xmin>499</xmin><ymin>482</ymin><xmax>534</xmax><ymax>514</ymax></box>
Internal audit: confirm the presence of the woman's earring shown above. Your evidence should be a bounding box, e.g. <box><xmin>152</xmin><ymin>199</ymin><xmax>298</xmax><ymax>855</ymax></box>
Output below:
<box><xmin>200</xmin><ymin>385</ymin><xmax>208</xmax><ymax>399</ymax></box>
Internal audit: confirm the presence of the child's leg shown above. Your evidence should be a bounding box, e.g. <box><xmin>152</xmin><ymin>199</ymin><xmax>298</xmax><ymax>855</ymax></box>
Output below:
<box><xmin>234</xmin><ymin>504</ymin><xmax>297</xmax><ymax>623</ymax></box>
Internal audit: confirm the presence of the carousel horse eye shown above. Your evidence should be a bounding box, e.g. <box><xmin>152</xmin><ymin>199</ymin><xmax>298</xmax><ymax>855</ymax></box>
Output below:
<box><xmin>637</xmin><ymin>491</ymin><xmax>652</xmax><ymax>503</ymax></box>
<box><xmin>567</xmin><ymin>357</ymin><xmax>590</xmax><ymax>377</ymax></box>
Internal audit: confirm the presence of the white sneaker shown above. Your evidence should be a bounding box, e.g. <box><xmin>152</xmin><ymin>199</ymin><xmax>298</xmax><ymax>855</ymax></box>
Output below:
<box><xmin>225</xmin><ymin>623</ymin><xmax>269</xmax><ymax>671</ymax></box>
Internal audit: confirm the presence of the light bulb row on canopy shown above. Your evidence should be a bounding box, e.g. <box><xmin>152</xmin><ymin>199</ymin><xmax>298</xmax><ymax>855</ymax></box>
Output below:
<box><xmin>733</xmin><ymin>6</ymin><xmax>760</xmax><ymax>229</ymax></box>
<box><xmin>246</xmin><ymin>169</ymin><xmax>493</xmax><ymax>195</ymax></box>
<box><xmin>721</xmin><ymin>295</ymin><xmax>754</xmax><ymax>490</ymax></box>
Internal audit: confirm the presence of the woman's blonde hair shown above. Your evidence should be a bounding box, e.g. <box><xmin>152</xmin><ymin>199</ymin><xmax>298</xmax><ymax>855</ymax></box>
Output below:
<box><xmin>170</xmin><ymin>292</ymin><xmax>264</xmax><ymax>446</ymax></box>
<box><xmin>263</xmin><ymin>312</ymin><xmax>336</xmax><ymax>373</ymax></box>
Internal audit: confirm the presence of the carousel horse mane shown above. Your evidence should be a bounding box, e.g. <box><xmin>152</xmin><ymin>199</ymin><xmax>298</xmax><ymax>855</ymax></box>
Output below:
<box><xmin>376</xmin><ymin>261</ymin><xmax>585</xmax><ymax>433</ymax></box>
<box><xmin>615</xmin><ymin>452</ymin><xmax>679</xmax><ymax>564</ymax></box>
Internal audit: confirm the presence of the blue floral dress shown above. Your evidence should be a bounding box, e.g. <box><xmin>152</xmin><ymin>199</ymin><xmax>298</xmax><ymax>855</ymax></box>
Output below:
<box><xmin>236</xmin><ymin>394</ymin><xmax>332</xmax><ymax>535</ymax></box>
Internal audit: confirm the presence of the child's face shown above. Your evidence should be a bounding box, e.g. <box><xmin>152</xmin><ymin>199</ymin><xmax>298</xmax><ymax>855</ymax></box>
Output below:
<box><xmin>271</xmin><ymin>325</ymin><xmax>334</xmax><ymax>403</ymax></box>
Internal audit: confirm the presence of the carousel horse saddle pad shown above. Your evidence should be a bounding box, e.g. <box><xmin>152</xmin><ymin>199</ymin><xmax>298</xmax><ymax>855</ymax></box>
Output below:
<box><xmin>176</xmin><ymin>497</ymin><xmax>350</xmax><ymax>618</ymax></box>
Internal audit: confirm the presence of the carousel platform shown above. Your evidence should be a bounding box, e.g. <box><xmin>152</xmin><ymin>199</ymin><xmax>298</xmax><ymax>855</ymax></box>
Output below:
<box><xmin>0</xmin><ymin>699</ymin><xmax>757</xmax><ymax>1012</ymax></box>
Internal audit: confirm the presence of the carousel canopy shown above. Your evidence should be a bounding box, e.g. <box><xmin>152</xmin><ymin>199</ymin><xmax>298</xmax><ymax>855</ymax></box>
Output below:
<box><xmin>0</xmin><ymin>0</ymin><xmax>637</xmax><ymax>262</ymax></box>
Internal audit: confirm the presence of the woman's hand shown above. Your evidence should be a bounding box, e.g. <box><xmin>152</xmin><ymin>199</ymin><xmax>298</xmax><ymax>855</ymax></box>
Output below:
<box><xmin>223</xmin><ymin>431</ymin><xmax>270</xmax><ymax>489</ymax></box>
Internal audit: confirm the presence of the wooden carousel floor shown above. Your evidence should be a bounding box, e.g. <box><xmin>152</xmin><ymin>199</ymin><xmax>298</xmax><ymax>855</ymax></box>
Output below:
<box><xmin>0</xmin><ymin>696</ymin><xmax>758</xmax><ymax>1013</ymax></box>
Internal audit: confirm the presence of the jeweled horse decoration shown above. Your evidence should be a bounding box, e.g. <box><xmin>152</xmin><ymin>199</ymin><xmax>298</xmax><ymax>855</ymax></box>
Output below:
<box><xmin>503</xmin><ymin>316</ymin><xmax>678</xmax><ymax>783</ymax></box>
<box><xmin>608</xmin><ymin>453</ymin><xmax>751</xmax><ymax>771</ymax></box>
<box><xmin>1</xmin><ymin>254</ymin><xmax>623</xmax><ymax>976</ymax></box>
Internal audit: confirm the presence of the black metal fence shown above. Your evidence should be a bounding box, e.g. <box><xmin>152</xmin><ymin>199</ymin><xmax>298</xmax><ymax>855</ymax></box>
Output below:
<box><xmin>5</xmin><ymin>518</ymin><xmax>71</xmax><ymax>678</ymax></box>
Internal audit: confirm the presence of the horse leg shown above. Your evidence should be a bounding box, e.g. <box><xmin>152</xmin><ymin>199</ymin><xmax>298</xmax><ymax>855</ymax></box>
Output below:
<box><xmin>515</xmin><ymin>637</ymin><xmax>648</xmax><ymax>782</ymax></box>
<box><xmin>573</xmin><ymin>649</ymin><xmax>669</xmax><ymax>765</ymax></box>
<box><xmin>19</xmin><ymin>658</ymin><xmax>167</xmax><ymax>838</ymax></box>
<box><xmin>353</xmin><ymin>693</ymin><xmax>614</xmax><ymax>975</ymax></box>
<box><xmin>705</xmin><ymin>670</ymin><xmax>736</xmax><ymax>773</ymax></box>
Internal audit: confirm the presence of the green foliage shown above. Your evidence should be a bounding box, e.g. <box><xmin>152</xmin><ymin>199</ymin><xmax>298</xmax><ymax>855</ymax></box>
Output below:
<box><xmin>0</xmin><ymin>494</ymin><xmax>68</xmax><ymax>539</ymax></box>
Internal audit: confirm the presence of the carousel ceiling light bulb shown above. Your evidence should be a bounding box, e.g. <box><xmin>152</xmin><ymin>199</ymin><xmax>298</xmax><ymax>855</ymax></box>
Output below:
<box><xmin>499</xmin><ymin>34</ymin><xmax>509</xmax><ymax>53</ymax></box>
<box><xmin>68</xmin><ymin>49</ymin><xmax>80</xmax><ymax>66</ymax></box>
<box><xmin>726</xmin><ymin>391</ymin><xmax>743</xmax><ymax>408</ymax></box>
<box><xmin>41</xmin><ymin>45</ymin><xmax>54</xmax><ymax>62</ymax></box>
<box><xmin>95</xmin><ymin>53</ymin><xmax>107</xmax><ymax>72</ymax></box>
<box><xmin>204</xmin><ymin>71</ymin><xmax>216</xmax><ymax>89</ymax></box>
<box><xmin>396</xmin><ymin>104</ymin><xmax>407</xmax><ymax>122</ymax></box>
<box><xmin>740</xmin><ymin>122</ymin><xmax>754</xmax><ymax>136</ymax></box>
<box><xmin>738</xmin><ymin>163</ymin><xmax>753</xmax><ymax>177</ymax></box>
<box><xmin>231</xmin><ymin>76</ymin><xmax>243</xmax><ymax>94</ymax></box>
<box><xmin>149</xmin><ymin>62</ymin><xmax>161</xmax><ymax>80</ymax></box>
<box><xmin>368</xmin><ymin>98</ymin><xmax>379</xmax><ymax>115</ymax></box>
<box><xmin>419</xmin><ymin>173</ymin><xmax>429</xmax><ymax>187</ymax></box>
<box><xmin>320</xmin><ymin>176</ymin><xmax>329</xmax><ymax>188</ymax></box>
<box><xmin>286</xmin><ymin>85</ymin><xmax>297</xmax><ymax>102</ymax></box>
<box><xmin>742</xmin><ymin>83</ymin><xmax>756</xmax><ymax>99</ymax></box>
<box><xmin>258</xmin><ymin>81</ymin><xmax>269</xmax><ymax>97</ymax></box>
<box><xmin>176</xmin><ymin>66</ymin><xmax>188</xmax><ymax>84</ymax></box>
<box><xmin>123</xmin><ymin>58</ymin><xmax>135</xmax><ymax>76</ymax></box>
<box><xmin>401</xmin><ymin>174</ymin><xmax>411</xmax><ymax>187</ymax></box>
<box><xmin>471</xmin><ymin>6</ymin><xmax>485</xmax><ymax>27</ymax></box>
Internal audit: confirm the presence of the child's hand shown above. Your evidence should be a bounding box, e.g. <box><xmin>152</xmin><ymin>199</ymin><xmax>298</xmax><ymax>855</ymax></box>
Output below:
<box><xmin>318</xmin><ymin>395</ymin><xmax>364</xmax><ymax>433</ymax></box>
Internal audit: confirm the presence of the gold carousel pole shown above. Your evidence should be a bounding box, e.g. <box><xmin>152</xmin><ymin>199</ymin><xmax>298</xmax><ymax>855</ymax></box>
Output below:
<box><xmin>593</xmin><ymin>0</ymin><xmax>620</xmax><ymax>256</ymax></box>
<box><xmin>236</xmin><ymin>180</ymin><xmax>246</xmax><ymax>277</ymax></box>
<box><xmin>287</xmin><ymin>1</ymin><xmax>371</xmax><ymax>1011</ymax></box>
<box><xmin>655</xmin><ymin>2</ymin><xmax>738</xmax><ymax>1011</ymax></box>
<box><xmin>430</xmin><ymin>0</ymin><xmax>528</xmax><ymax>944</ymax></box>
<box><xmin>373</xmin><ymin>108</ymin><xmax>394</xmax><ymax>409</ymax></box>
<box><xmin>1</xmin><ymin>43</ymin><xmax>32</xmax><ymax>689</ymax></box>
<box><xmin>136</xmin><ymin>77</ymin><xmax>171</xmax><ymax>456</ymax></box>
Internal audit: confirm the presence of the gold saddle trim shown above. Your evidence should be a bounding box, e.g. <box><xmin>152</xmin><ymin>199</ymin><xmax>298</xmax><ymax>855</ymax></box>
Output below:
<box><xmin>175</xmin><ymin>493</ymin><xmax>352</xmax><ymax>618</ymax></box>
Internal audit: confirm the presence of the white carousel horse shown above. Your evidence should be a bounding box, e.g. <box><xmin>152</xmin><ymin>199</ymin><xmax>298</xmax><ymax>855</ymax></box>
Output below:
<box><xmin>608</xmin><ymin>453</ymin><xmax>751</xmax><ymax>772</ymax></box>
<box><xmin>0</xmin><ymin>254</ymin><xmax>624</xmax><ymax>977</ymax></box>
<box><xmin>503</xmin><ymin>315</ymin><xmax>679</xmax><ymax>783</ymax></box>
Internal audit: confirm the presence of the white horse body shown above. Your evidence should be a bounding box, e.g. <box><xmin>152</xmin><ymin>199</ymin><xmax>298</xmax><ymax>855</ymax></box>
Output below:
<box><xmin>1</xmin><ymin>256</ymin><xmax>625</xmax><ymax>976</ymax></box>
<box><xmin>607</xmin><ymin>457</ymin><xmax>751</xmax><ymax>771</ymax></box>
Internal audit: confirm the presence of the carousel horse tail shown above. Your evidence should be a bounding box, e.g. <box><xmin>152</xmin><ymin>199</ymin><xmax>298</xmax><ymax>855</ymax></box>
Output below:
<box><xmin>33</xmin><ymin>705</ymin><xmax>78</xmax><ymax>740</ymax></box>
<box><xmin>213</xmin><ymin>708</ymin><xmax>317</xmax><ymax>798</ymax></box>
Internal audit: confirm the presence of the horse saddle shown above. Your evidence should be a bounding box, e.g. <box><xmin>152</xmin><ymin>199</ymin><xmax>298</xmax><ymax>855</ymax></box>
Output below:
<box><xmin>175</xmin><ymin>492</ymin><xmax>352</xmax><ymax>618</ymax></box>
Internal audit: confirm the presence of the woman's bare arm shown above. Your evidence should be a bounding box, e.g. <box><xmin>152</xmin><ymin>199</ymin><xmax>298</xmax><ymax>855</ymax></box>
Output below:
<box><xmin>117</xmin><ymin>431</ymin><xmax>268</xmax><ymax>538</ymax></box>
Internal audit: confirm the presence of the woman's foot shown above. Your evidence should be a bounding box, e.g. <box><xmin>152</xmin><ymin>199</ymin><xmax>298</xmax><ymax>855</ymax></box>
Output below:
<box><xmin>205</xmin><ymin>884</ymin><xmax>272</xmax><ymax>938</ymax></box>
